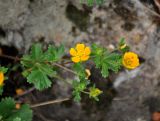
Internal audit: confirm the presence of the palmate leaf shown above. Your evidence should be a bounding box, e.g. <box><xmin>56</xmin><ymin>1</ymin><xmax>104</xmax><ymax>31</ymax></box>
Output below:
<box><xmin>92</xmin><ymin>44</ymin><xmax>122</xmax><ymax>78</ymax></box>
<box><xmin>0</xmin><ymin>98</ymin><xmax>15</xmax><ymax>118</ymax></box>
<box><xmin>73</xmin><ymin>63</ymin><xmax>86</xmax><ymax>80</ymax></box>
<box><xmin>26</xmin><ymin>63</ymin><xmax>56</xmax><ymax>90</ymax></box>
<box><xmin>0</xmin><ymin>98</ymin><xmax>32</xmax><ymax>121</ymax></box>
<box><xmin>21</xmin><ymin>44</ymin><xmax>61</xmax><ymax>90</ymax></box>
<box><xmin>101</xmin><ymin>63</ymin><xmax>109</xmax><ymax>78</ymax></box>
<box><xmin>31</xmin><ymin>44</ymin><xmax>43</xmax><ymax>60</ymax></box>
<box><xmin>45</xmin><ymin>44</ymin><xmax>64</xmax><ymax>62</ymax></box>
<box><xmin>72</xmin><ymin>79</ymin><xmax>89</xmax><ymax>102</ymax></box>
<box><xmin>101</xmin><ymin>53</ymin><xmax>122</xmax><ymax>77</ymax></box>
<box><xmin>27</xmin><ymin>70</ymin><xmax>52</xmax><ymax>90</ymax></box>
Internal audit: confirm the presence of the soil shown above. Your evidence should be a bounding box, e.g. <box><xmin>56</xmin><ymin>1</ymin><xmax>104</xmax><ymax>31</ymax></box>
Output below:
<box><xmin>0</xmin><ymin>0</ymin><xmax>160</xmax><ymax>121</ymax></box>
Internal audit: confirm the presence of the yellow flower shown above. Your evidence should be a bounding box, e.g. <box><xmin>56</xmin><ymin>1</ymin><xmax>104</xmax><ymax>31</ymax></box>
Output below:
<box><xmin>69</xmin><ymin>43</ymin><xmax>91</xmax><ymax>63</ymax></box>
<box><xmin>0</xmin><ymin>72</ymin><xmax>4</xmax><ymax>86</ymax></box>
<box><xmin>122</xmin><ymin>52</ymin><xmax>140</xmax><ymax>69</ymax></box>
<box><xmin>89</xmin><ymin>87</ymin><xmax>102</xmax><ymax>98</ymax></box>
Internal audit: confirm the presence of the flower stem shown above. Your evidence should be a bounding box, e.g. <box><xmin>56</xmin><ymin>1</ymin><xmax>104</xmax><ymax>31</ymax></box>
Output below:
<box><xmin>30</xmin><ymin>98</ymin><xmax>70</xmax><ymax>108</ymax></box>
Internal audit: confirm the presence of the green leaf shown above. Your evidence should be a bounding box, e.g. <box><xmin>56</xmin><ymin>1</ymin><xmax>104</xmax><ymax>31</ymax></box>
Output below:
<box><xmin>27</xmin><ymin>70</ymin><xmax>52</xmax><ymax>90</ymax></box>
<box><xmin>119</xmin><ymin>37</ymin><xmax>125</xmax><ymax>46</ymax></box>
<box><xmin>73</xmin><ymin>63</ymin><xmax>86</xmax><ymax>80</ymax></box>
<box><xmin>0</xmin><ymin>98</ymin><xmax>32</xmax><ymax>121</ymax></box>
<box><xmin>72</xmin><ymin>79</ymin><xmax>89</xmax><ymax>102</ymax></box>
<box><xmin>21</xmin><ymin>44</ymin><xmax>57</xmax><ymax>90</ymax></box>
<box><xmin>22</xmin><ymin>70</ymin><xmax>30</xmax><ymax>77</ymax></box>
<box><xmin>13</xmin><ymin>117</ymin><xmax>22</xmax><ymax>121</ymax></box>
<box><xmin>72</xmin><ymin>91</ymin><xmax>81</xmax><ymax>102</ymax></box>
<box><xmin>0</xmin><ymin>86</ymin><xmax>3</xmax><ymax>95</ymax></box>
<box><xmin>118</xmin><ymin>38</ymin><xmax>130</xmax><ymax>53</ymax></box>
<box><xmin>0</xmin><ymin>67</ymin><xmax>8</xmax><ymax>73</ymax></box>
<box><xmin>0</xmin><ymin>98</ymin><xmax>15</xmax><ymax>118</ymax></box>
<box><xmin>38</xmin><ymin>63</ymin><xmax>56</xmax><ymax>77</ymax></box>
<box><xmin>92</xmin><ymin>44</ymin><xmax>122</xmax><ymax>78</ymax></box>
<box><xmin>21</xmin><ymin>55</ymin><xmax>33</xmax><ymax>68</ymax></box>
<box><xmin>96</xmin><ymin>0</ymin><xmax>104</xmax><ymax>5</ymax></box>
<box><xmin>101</xmin><ymin>63</ymin><xmax>109</xmax><ymax>78</ymax></box>
<box><xmin>87</xmin><ymin>0</ymin><xmax>94</xmax><ymax>6</ymax></box>
<box><xmin>91</xmin><ymin>43</ymin><xmax>105</xmax><ymax>55</ymax></box>
<box><xmin>31</xmin><ymin>44</ymin><xmax>43</xmax><ymax>60</ymax></box>
<box><xmin>6</xmin><ymin>104</ymin><xmax>32</xmax><ymax>121</ymax></box>
<box><xmin>45</xmin><ymin>44</ymin><xmax>65</xmax><ymax>62</ymax></box>
<box><xmin>89</xmin><ymin>86</ymin><xmax>102</xmax><ymax>101</ymax></box>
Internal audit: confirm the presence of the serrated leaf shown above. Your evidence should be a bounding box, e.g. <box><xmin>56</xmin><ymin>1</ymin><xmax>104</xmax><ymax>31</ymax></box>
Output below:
<box><xmin>101</xmin><ymin>63</ymin><xmax>109</xmax><ymax>78</ymax></box>
<box><xmin>92</xmin><ymin>44</ymin><xmax>122</xmax><ymax>78</ymax></box>
<box><xmin>55</xmin><ymin>44</ymin><xmax>65</xmax><ymax>60</ymax></box>
<box><xmin>38</xmin><ymin>64</ymin><xmax>56</xmax><ymax>77</ymax></box>
<box><xmin>0</xmin><ymin>98</ymin><xmax>32</xmax><ymax>121</ymax></box>
<box><xmin>45</xmin><ymin>44</ymin><xmax>64</xmax><ymax>62</ymax></box>
<box><xmin>72</xmin><ymin>79</ymin><xmax>89</xmax><ymax>102</ymax></box>
<box><xmin>6</xmin><ymin>104</ymin><xmax>32</xmax><ymax>121</ymax></box>
<box><xmin>0</xmin><ymin>98</ymin><xmax>15</xmax><ymax>118</ymax></box>
<box><xmin>27</xmin><ymin>70</ymin><xmax>52</xmax><ymax>90</ymax></box>
<box><xmin>31</xmin><ymin>44</ymin><xmax>43</xmax><ymax>60</ymax></box>
<box><xmin>21</xmin><ymin>55</ymin><xmax>33</xmax><ymax>68</ymax></box>
<box><xmin>73</xmin><ymin>63</ymin><xmax>86</xmax><ymax>79</ymax></box>
<box><xmin>72</xmin><ymin>91</ymin><xmax>81</xmax><ymax>102</ymax></box>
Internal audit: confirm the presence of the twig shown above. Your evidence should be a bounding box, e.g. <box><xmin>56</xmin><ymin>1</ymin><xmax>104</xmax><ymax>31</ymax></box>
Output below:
<box><xmin>141</xmin><ymin>3</ymin><xmax>160</xmax><ymax>18</ymax></box>
<box><xmin>53</xmin><ymin>75</ymin><xmax>72</xmax><ymax>85</ymax></box>
<box><xmin>0</xmin><ymin>54</ymin><xmax>20</xmax><ymax>61</ymax></box>
<box><xmin>14</xmin><ymin>87</ymin><xmax>36</xmax><ymax>98</ymax></box>
<box><xmin>30</xmin><ymin>98</ymin><xmax>70</xmax><ymax>108</ymax></box>
<box><xmin>53</xmin><ymin>63</ymin><xmax>77</xmax><ymax>75</ymax></box>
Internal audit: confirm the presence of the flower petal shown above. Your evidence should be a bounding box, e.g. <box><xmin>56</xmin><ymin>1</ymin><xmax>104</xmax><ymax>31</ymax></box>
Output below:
<box><xmin>122</xmin><ymin>52</ymin><xmax>139</xmax><ymax>69</ymax></box>
<box><xmin>70</xmin><ymin>48</ymin><xmax>77</xmax><ymax>56</ymax></box>
<box><xmin>81</xmin><ymin>55</ymin><xmax>89</xmax><ymax>61</ymax></box>
<box><xmin>0</xmin><ymin>72</ymin><xmax>4</xmax><ymax>86</ymax></box>
<box><xmin>71</xmin><ymin>56</ymin><xmax>80</xmax><ymax>63</ymax></box>
<box><xmin>76</xmin><ymin>44</ymin><xmax>85</xmax><ymax>51</ymax></box>
<box><xmin>84</xmin><ymin>47</ymin><xmax>91</xmax><ymax>55</ymax></box>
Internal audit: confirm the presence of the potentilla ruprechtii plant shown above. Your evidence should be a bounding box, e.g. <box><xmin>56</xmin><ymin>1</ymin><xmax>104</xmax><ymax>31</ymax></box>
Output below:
<box><xmin>0</xmin><ymin>38</ymin><xmax>140</xmax><ymax>121</ymax></box>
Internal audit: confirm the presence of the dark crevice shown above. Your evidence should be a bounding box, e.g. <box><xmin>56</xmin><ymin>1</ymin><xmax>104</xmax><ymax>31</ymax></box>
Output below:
<box><xmin>0</xmin><ymin>45</ymin><xmax>32</xmax><ymax>99</ymax></box>
<box><xmin>0</xmin><ymin>27</ymin><xmax>6</xmax><ymax>38</ymax></box>
<box><xmin>66</xmin><ymin>3</ymin><xmax>91</xmax><ymax>31</ymax></box>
